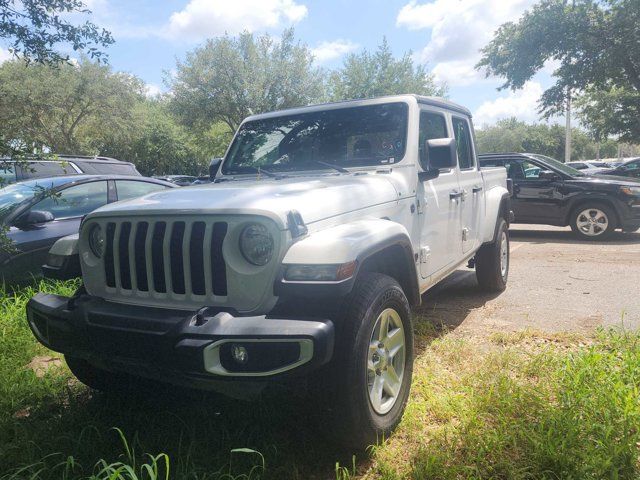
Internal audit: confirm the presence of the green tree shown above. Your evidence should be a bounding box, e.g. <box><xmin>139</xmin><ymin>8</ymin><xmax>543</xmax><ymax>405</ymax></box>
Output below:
<box><xmin>477</xmin><ymin>0</ymin><xmax>640</xmax><ymax>142</ymax></box>
<box><xmin>100</xmin><ymin>100</ymin><xmax>232</xmax><ymax>177</ymax></box>
<box><xmin>0</xmin><ymin>0</ymin><xmax>113</xmax><ymax>65</ymax></box>
<box><xmin>0</xmin><ymin>58</ymin><xmax>144</xmax><ymax>154</ymax></box>
<box><xmin>475</xmin><ymin>118</ymin><xmax>616</xmax><ymax>160</ymax></box>
<box><xmin>169</xmin><ymin>28</ymin><xmax>324</xmax><ymax>133</ymax></box>
<box><xmin>329</xmin><ymin>38</ymin><xmax>446</xmax><ymax>101</ymax></box>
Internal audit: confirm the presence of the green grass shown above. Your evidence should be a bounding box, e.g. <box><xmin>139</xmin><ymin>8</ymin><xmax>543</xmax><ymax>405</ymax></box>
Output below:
<box><xmin>1</xmin><ymin>282</ymin><xmax>640</xmax><ymax>479</ymax></box>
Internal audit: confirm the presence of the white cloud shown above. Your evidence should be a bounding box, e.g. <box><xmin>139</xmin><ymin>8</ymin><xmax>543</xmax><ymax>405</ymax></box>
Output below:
<box><xmin>473</xmin><ymin>81</ymin><xmax>544</xmax><ymax>126</ymax></box>
<box><xmin>145</xmin><ymin>83</ymin><xmax>163</xmax><ymax>97</ymax></box>
<box><xmin>311</xmin><ymin>40</ymin><xmax>358</xmax><ymax>63</ymax></box>
<box><xmin>397</xmin><ymin>0</ymin><xmax>537</xmax><ymax>86</ymax></box>
<box><xmin>0</xmin><ymin>47</ymin><xmax>13</xmax><ymax>64</ymax></box>
<box><xmin>431</xmin><ymin>59</ymin><xmax>492</xmax><ymax>87</ymax></box>
<box><xmin>165</xmin><ymin>0</ymin><xmax>308</xmax><ymax>40</ymax></box>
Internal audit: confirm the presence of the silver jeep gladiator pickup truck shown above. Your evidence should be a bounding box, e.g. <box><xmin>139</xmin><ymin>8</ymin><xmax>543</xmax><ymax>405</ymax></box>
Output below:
<box><xmin>27</xmin><ymin>95</ymin><xmax>511</xmax><ymax>447</ymax></box>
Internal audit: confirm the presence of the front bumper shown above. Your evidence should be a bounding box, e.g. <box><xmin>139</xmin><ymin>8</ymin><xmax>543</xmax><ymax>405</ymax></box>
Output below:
<box><xmin>26</xmin><ymin>293</ymin><xmax>334</xmax><ymax>388</ymax></box>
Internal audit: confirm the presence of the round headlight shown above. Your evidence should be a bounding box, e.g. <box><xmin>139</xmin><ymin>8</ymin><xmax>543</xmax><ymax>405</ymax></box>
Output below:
<box><xmin>239</xmin><ymin>223</ymin><xmax>274</xmax><ymax>266</ymax></box>
<box><xmin>88</xmin><ymin>224</ymin><xmax>105</xmax><ymax>258</ymax></box>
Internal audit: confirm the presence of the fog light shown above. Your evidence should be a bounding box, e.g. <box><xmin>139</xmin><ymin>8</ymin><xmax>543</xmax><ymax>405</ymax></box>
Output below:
<box><xmin>231</xmin><ymin>344</ymin><xmax>249</xmax><ymax>364</ymax></box>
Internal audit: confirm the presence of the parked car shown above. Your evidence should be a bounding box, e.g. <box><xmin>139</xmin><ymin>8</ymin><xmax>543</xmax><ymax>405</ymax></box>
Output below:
<box><xmin>28</xmin><ymin>95</ymin><xmax>512</xmax><ymax>447</ymax></box>
<box><xmin>479</xmin><ymin>153</ymin><xmax>640</xmax><ymax>239</ymax></box>
<box><xmin>0</xmin><ymin>155</ymin><xmax>140</xmax><ymax>185</ymax></box>
<box><xmin>566</xmin><ymin>161</ymin><xmax>609</xmax><ymax>175</ymax></box>
<box><xmin>0</xmin><ymin>175</ymin><xmax>174</xmax><ymax>284</ymax></box>
<box><xmin>599</xmin><ymin>157</ymin><xmax>640</xmax><ymax>179</ymax></box>
<box><xmin>152</xmin><ymin>175</ymin><xmax>197</xmax><ymax>186</ymax></box>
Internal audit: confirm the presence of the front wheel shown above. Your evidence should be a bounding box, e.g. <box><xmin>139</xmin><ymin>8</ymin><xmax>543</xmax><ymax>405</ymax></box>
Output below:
<box><xmin>570</xmin><ymin>203</ymin><xmax>616</xmax><ymax>240</ymax></box>
<box><xmin>328</xmin><ymin>273</ymin><xmax>414</xmax><ymax>448</ymax></box>
<box><xmin>475</xmin><ymin>218</ymin><xmax>509</xmax><ymax>292</ymax></box>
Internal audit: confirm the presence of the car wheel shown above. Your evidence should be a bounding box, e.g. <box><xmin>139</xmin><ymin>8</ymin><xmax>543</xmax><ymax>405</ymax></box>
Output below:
<box><xmin>570</xmin><ymin>203</ymin><xmax>616</xmax><ymax>240</ymax></box>
<box><xmin>475</xmin><ymin>218</ymin><xmax>509</xmax><ymax>292</ymax></box>
<box><xmin>327</xmin><ymin>272</ymin><xmax>414</xmax><ymax>449</ymax></box>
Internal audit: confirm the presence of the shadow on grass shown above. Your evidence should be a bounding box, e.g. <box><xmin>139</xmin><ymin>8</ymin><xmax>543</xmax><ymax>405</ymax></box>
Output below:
<box><xmin>2</xmin><ymin>379</ymin><xmax>358</xmax><ymax>480</ymax></box>
<box><xmin>1</xmin><ymin>273</ymin><xmax>508</xmax><ymax>480</ymax></box>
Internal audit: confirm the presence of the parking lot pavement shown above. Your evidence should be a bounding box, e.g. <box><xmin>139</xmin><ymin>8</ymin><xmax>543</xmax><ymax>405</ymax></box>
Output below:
<box><xmin>416</xmin><ymin>224</ymin><xmax>640</xmax><ymax>335</ymax></box>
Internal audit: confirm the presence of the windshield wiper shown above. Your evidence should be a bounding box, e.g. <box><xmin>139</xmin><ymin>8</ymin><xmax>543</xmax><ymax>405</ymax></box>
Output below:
<box><xmin>307</xmin><ymin>160</ymin><xmax>349</xmax><ymax>174</ymax></box>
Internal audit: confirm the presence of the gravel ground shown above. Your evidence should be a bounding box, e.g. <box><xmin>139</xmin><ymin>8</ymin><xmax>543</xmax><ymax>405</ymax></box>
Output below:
<box><xmin>416</xmin><ymin>224</ymin><xmax>640</xmax><ymax>334</ymax></box>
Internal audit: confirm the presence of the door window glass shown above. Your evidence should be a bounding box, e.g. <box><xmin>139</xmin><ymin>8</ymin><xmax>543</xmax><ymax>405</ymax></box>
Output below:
<box><xmin>452</xmin><ymin>117</ymin><xmax>475</xmax><ymax>169</ymax></box>
<box><xmin>504</xmin><ymin>159</ymin><xmax>543</xmax><ymax>180</ymax></box>
<box><xmin>418</xmin><ymin>111</ymin><xmax>448</xmax><ymax>165</ymax></box>
<box><xmin>115</xmin><ymin>180</ymin><xmax>169</xmax><ymax>202</ymax></box>
<box><xmin>31</xmin><ymin>181</ymin><xmax>108</xmax><ymax>219</ymax></box>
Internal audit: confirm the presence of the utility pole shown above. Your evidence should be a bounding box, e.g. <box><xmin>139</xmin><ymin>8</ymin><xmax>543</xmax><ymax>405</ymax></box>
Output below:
<box><xmin>564</xmin><ymin>91</ymin><xmax>572</xmax><ymax>163</ymax></box>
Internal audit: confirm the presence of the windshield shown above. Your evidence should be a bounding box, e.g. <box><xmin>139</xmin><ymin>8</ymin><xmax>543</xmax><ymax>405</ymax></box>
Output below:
<box><xmin>0</xmin><ymin>178</ymin><xmax>64</xmax><ymax>220</ymax></box>
<box><xmin>529</xmin><ymin>154</ymin><xmax>585</xmax><ymax>176</ymax></box>
<box><xmin>222</xmin><ymin>102</ymin><xmax>408</xmax><ymax>175</ymax></box>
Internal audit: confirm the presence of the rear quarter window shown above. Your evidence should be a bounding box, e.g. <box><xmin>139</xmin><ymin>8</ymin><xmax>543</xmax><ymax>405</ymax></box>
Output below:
<box><xmin>19</xmin><ymin>161</ymin><xmax>78</xmax><ymax>180</ymax></box>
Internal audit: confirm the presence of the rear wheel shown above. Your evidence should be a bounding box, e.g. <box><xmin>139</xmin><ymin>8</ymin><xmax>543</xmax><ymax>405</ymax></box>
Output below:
<box><xmin>570</xmin><ymin>203</ymin><xmax>616</xmax><ymax>240</ymax></box>
<box><xmin>328</xmin><ymin>273</ymin><xmax>414</xmax><ymax>449</ymax></box>
<box><xmin>475</xmin><ymin>218</ymin><xmax>509</xmax><ymax>292</ymax></box>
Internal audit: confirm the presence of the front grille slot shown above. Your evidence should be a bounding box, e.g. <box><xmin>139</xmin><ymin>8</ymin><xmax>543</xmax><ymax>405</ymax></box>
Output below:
<box><xmin>134</xmin><ymin>222</ymin><xmax>149</xmax><ymax>291</ymax></box>
<box><xmin>102</xmin><ymin>218</ymin><xmax>228</xmax><ymax>299</ymax></box>
<box><xmin>118</xmin><ymin>222</ymin><xmax>132</xmax><ymax>289</ymax></box>
<box><xmin>170</xmin><ymin>222</ymin><xmax>186</xmax><ymax>294</ymax></box>
<box><xmin>104</xmin><ymin>222</ymin><xmax>116</xmax><ymax>287</ymax></box>
<box><xmin>151</xmin><ymin>222</ymin><xmax>167</xmax><ymax>293</ymax></box>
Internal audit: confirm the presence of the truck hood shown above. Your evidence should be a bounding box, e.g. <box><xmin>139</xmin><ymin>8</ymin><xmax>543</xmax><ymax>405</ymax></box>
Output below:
<box><xmin>90</xmin><ymin>175</ymin><xmax>400</xmax><ymax>228</ymax></box>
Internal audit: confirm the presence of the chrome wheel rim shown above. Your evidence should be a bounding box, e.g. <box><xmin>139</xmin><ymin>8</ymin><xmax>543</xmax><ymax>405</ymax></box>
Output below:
<box><xmin>367</xmin><ymin>308</ymin><xmax>406</xmax><ymax>415</ymax></box>
<box><xmin>576</xmin><ymin>208</ymin><xmax>608</xmax><ymax>237</ymax></box>
<box><xmin>500</xmin><ymin>230</ymin><xmax>509</xmax><ymax>279</ymax></box>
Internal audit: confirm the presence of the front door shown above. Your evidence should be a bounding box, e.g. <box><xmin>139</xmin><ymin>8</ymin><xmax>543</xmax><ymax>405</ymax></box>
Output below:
<box><xmin>506</xmin><ymin>158</ymin><xmax>564</xmax><ymax>223</ymax></box>
<box><xmin>452</xmin><ymin>116</ymin><xmax>482</xmax><ymax>254</ymax></box>
<box><xmin>417</xmin><ymin>110</ymin><xmax>461</xmax><ymax>278</ymax></box>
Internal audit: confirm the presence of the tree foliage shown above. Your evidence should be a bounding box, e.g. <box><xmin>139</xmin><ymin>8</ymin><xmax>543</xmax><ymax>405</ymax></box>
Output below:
<box><xmin>329</xmin><ymin>38</ymin><xmax>446</xmax><ymax>101</ymax></box>
<box><xmin>475</xmin><ymin>118</ymin><xmax>618</xmax><ymax>160</ymax></box>
<box><xmin>477</xmin><ymin>0</ymin><xmax>640</xmax><ymax>142</ymax></box>
<box><xmin>0</xmin><ymin>58</ymin><xmax>144</xmax><ymax>154</ymax></box>
<box><xmin>100</xmin><ymin>100</ymin><xmax>231</xmax><ymax>177</ymax></box>
<box><xmin>169</xmin><ymin>28</ymin><xmax>325</xmax><ymax>133</ymax></box>
<box><xmin>0</xmin><ymin>0</ymin><xmax>113</xmax><ymax>64</ymax></box>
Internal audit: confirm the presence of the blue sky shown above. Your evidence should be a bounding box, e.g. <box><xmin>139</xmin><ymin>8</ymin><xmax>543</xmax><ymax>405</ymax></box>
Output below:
<box><xmin>1</xmin><ymin>0</ymin><xmax>561</xmax><ymax>128</ymax></box>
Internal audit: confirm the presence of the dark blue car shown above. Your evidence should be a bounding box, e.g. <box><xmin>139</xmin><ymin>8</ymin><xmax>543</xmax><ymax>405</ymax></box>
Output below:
<box><xmin>0</xmin><ymin>175</ymin><xmax>175</xmax><ymax>285</ymax></box>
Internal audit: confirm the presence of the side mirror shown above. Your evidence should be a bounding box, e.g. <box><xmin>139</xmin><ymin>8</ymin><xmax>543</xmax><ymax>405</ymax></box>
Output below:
<box><xmin>419</xmin><ymin>138</ymin><xmax>457</xmax><ymax>181</ymax></box>
<box><xmin>209</xmin><ymin>157</ymin><xmax>223</xmax><ymax>180</ymax></box>
<box><xmin>15</xmin><ymin>210</ymin><xmax>54</xmax><ymax>228</ymax></box>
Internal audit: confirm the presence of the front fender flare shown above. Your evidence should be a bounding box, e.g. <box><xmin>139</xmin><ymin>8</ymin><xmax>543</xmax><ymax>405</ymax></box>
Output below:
<box><xmin>278</xmin><ymin>219</ymin><xmax>420</xmax><ymax>305</ymax></box>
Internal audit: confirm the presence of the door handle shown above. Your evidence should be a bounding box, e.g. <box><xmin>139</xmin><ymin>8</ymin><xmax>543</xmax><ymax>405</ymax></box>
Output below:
<box><xmin>472</xmin><ymin>185</ymin><xmax>483</xmax><ymax>193</ymax></box>
<box><xmin>449</xmin><ymin>191</ymin><xmax>463</xmax><ymax>200</ymax></box>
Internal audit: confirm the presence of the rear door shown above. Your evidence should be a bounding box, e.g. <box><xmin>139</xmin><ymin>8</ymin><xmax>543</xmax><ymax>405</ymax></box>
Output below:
<box><xmin>417</xmin><ymin>109</ymin><xmax>461</xmax><ymax>278</ymax></box>
<box><xmin>452</xmin><ymin>116</ymin><xmax>482</xmax><ymax>254</ymax></box>
<box><xmin>505</xmin><ymin>157</ymin><xmax>565</xmax><ymax>222</ymax></box>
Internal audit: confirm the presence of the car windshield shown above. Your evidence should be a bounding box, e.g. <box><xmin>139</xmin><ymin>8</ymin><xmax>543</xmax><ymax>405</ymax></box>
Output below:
<box><xmin>0</xmin><ymin>178</ymin><xmax>66</xmax><ymax>221</ymax></box>
<box><xmin>222</xmin><ymin>102</ymin><xmax>408</xmax><ymax>175</ymax></box>
<box><xmin>529</xmin><ymin>154</ymin><xmax>586</xmax><ymax>176</ymax></box>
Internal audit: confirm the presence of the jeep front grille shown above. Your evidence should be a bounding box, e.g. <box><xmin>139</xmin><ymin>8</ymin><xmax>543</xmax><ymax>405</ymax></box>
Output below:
<box><xmin>103</xmin><ymin>220</ymin><xmax>228</xmax><ymax>297</ymax></box>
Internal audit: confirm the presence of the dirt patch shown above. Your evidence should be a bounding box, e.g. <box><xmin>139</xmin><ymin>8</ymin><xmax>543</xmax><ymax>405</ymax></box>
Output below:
<box><xmin>26</xmin><ymin>355</ymin><xmax>63</xmax><ymax>377</ymax></box>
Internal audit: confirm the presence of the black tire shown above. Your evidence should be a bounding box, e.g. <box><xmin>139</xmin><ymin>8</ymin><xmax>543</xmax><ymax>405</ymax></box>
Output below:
<box><xmin>570</xmin><ymin>203</ymin><xmax>616</xmax><ymax>240</ymax></box>
<box><xmin>327</xmin><ymin>272</ymin><xmax>414</xmax><ymax>449</ymax></box>
<box><xmin>65</xmin><ymin>356</ymin><xmax>125</xmax><ymax>392</ymax></box>
<box><xmin>475</xmin><ymin>218</ymin><xmax>509</xmax><ymax>292</ymax></box>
